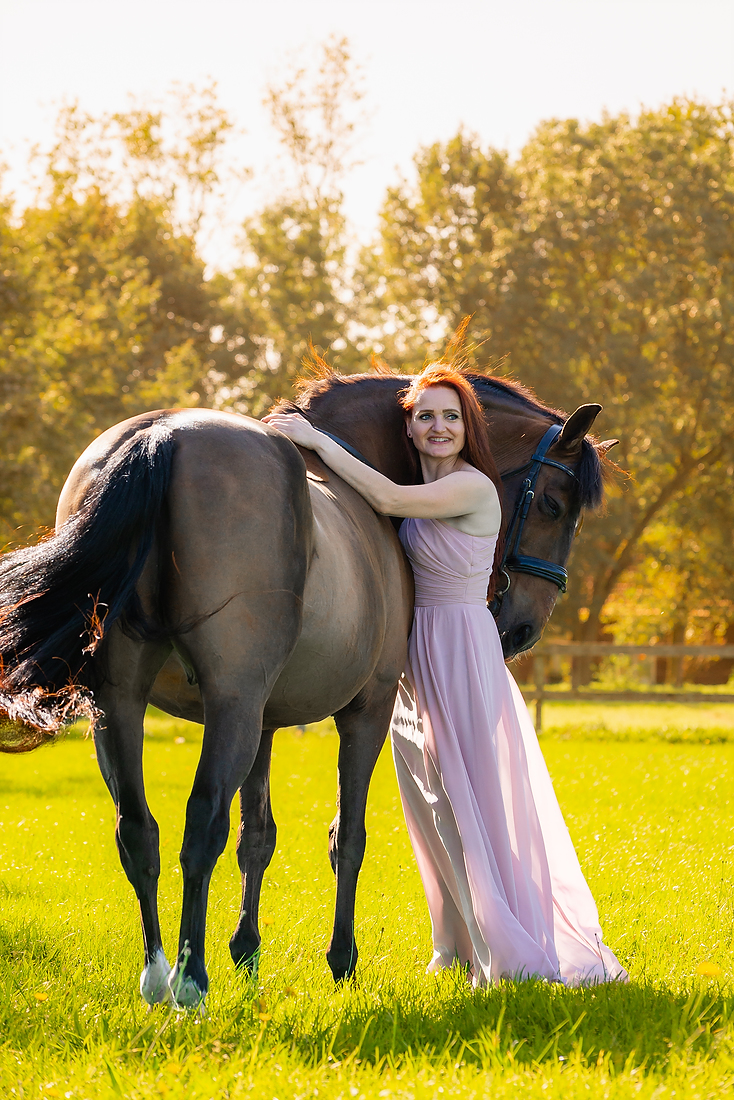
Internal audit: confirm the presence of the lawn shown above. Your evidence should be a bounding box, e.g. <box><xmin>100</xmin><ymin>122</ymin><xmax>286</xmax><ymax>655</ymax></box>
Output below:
<box><xmin>1</xmin><ymin>702</ymin><xmax>734</xmax><ymax>1098</ymax></box>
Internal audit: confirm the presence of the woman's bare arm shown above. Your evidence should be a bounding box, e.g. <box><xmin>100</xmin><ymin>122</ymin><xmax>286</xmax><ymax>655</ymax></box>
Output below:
<box><xmin>262</xmin><ymin>412</ymin><xmax>501</xmax><ymax>529</ymax></box>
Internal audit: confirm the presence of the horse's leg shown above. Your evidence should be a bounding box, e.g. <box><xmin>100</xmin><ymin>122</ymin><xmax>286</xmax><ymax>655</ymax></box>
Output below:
<box><xmin>228</xmin><ymin>727</ymin><xmax>277</xmax><ymax>975</ymax></box>
<box><xmin>167</xmin><ymin>683</ymin><xmax>271</xmax><ymax>1007</ymax></box>
<box><xmin>92</xmin><ymin>628</ymin><xmax>173</xmax><ymax>1004</ymax></box>
<box><xmin>327</xmin><ymin>684</ymin><xmax>398</xmax><ymax>981</ymax></box>
<box><xmin>160</xmin><ymin>424</ymin><xmax>310</xmax><ymax>1006</ymax></box>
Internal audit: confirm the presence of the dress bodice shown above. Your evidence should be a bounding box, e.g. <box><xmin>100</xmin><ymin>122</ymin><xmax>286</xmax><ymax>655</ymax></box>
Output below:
<box><xmin>399</xmin><ymin>517</ymin><xmax>497</xmax><ymax>607</ymax></box>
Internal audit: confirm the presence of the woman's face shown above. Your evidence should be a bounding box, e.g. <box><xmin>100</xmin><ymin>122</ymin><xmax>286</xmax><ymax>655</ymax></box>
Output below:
<box><xmin>407</xmin><ymin>385</ymin><xmax>466</xmax><ymax>460</ymax></box>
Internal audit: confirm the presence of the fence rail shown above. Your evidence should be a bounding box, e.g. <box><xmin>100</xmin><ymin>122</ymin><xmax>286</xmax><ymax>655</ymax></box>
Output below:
<box><xmin>518</xmin><ymin>643</ymin><xmax>734</xmax><ymax>730</ymax></box>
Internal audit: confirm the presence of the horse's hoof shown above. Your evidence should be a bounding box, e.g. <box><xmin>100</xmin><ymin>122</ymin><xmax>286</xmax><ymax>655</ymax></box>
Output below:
<box><xmin>233</xmin><ymin>946</ymin><xmax>260</xmax><ymax>979</ymax></box>
<box><xmin>326</xmin><ymin>944</ymin><xmax>358</xmax><ymax>984</ymax></box>
<box><xmin>140</xmin><ymin>949</ymin><xmax>172</xmax><ymax>1004</ymax></box>
<box><xmin>168</xmin><ymin>965</ymin><xmax>207</xmax><ymax>1010</ymax></box>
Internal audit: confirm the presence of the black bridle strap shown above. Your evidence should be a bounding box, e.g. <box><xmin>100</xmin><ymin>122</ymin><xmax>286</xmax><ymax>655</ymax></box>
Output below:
<box><xmin>291</xmin><ymin>409</ymin><xmax>380</xmax><ymax>471</ymax></box>
<box><xmin>316</xmin><ymin>428</ymin><xmax>379</xmax><ymax>471</ymax></box>
<box><xmin>498</xmin><ymin>423</ymin><xmax>577</xmax><ymax>595</ymax></box>
<box><xmin>501</xmin><ymin>425</ymin><xmax>579</xmax><ymax>483</ymax></box>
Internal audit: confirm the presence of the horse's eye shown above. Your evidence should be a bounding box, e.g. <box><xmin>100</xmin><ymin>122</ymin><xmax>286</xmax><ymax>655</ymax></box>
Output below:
<box><xmin>541</xmin><ymin>494</ymin><xmax>562</xmax><ymax>519</ymax></box>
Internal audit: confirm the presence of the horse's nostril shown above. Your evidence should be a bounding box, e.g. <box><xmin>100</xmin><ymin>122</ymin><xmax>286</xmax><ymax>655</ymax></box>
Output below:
<box><xmin>509</xmin><ymin>623</ymin><xmax>534</xmax><ymax>654</ymax></box>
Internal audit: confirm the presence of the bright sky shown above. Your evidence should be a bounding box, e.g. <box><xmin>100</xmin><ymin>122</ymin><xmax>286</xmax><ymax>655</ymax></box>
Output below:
<box><xmin>1</xmin><ymin>0</ymin><xmax>733</xmax><ymax>270</ymax></box>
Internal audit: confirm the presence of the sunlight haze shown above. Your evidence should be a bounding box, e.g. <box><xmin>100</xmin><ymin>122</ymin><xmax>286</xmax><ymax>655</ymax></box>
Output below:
<box><xmin>1</xmin><ymin>0</ymin><xmax>733</xmax><ymax>269</ymax></box>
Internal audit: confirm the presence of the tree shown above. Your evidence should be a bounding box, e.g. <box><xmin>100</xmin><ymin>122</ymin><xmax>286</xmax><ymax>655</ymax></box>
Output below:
<box><xmin>0</xmin><ymin>86</ymin><xmax>244</xmax><ymax>537</ymax></box>
<box><xmin>40</xmin><ymin>82</ymin><xmax>240</xmax><ymax>242</ymax></box>
<box><xmin>363</xmin><ymin>131</ymin><xmax>520</xmax><ymax>366</ymax></box>
<box><xmin>215</xmin><ymin>200</ymin><xmax>352</xmax><ymax>415</ymax></box>
<box><xmin>221</xmin><ymin>36</ymin><xmax>370</xmax><ymax>413</ymax></box>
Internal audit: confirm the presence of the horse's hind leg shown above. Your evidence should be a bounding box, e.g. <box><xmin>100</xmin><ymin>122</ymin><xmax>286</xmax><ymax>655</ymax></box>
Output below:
<box><xmin>327</xmin><ymin>684</ymin><xmax>398</xmax><ymax>982</ymax></box>
<box><xmin>92</xmin><ymin>627</ymin><xmax>173</xmax><ymax>1004</ymax></box>
<box><xmin>228</xmin><ymin>728</ymin><xmax>277</xmax><ymax>975</ymax></box>
<box><xmin>168</xmin><ymin>686</ymin><xmax>271</xmax><ymax>1007</ymax></box>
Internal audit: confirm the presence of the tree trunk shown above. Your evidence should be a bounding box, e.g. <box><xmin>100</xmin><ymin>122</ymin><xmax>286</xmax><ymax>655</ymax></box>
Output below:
<box><xmin>571</xmin><ymin>609</ymin><xmax>602</xmax><ymax>688</ymax></box>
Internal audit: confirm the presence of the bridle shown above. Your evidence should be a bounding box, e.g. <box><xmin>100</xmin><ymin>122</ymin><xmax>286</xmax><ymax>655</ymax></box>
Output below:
<box><xmin>491</xmin><ymin>423</ymin><xmax>578</xmax><ymax>613</ymax></box>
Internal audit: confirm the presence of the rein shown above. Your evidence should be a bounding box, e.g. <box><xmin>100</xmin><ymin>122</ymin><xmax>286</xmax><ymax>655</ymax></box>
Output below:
<box><xmin>314</xmin><ymin>429</ymin><xmax>379</xmax><ymax>471</ymax></box>
<box><xmin>294</xmin><ymin>410</ymin><xmax>380</xmax><ymax>471</ymax></box>
<box><xmin>492</xmin><ymin>424</ymin><xmax>577</xmax><ymax>609</ymax></box>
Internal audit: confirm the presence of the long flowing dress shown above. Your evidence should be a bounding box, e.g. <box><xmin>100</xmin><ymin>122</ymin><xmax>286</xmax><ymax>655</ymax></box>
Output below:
<box><xmin>390</xmin><ymin>517</ymin><xmax>627</xmax><ymax>986</ymax></box>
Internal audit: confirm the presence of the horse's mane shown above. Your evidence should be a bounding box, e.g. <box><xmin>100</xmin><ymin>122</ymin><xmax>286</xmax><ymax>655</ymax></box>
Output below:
<box><xmin>277</xmin><ymin>367</ymin><xmax>606</xmax><ymax>512</ymax></box>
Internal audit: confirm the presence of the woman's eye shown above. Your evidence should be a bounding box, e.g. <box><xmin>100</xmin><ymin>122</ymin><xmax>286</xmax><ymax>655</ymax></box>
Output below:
<box><xmin>541</xmin><ymin>494</ymin><xmax>562</xmax><ymax>518</ymax></box>
<box><xmin>446</xmin><ymin>413</ymin><xmax>459</xmax><ymax>421</ymax></box>
<box><xmin>418</xmin><ymin>413</ymin><xmax>432</xmax><ymax>421</ymax></box>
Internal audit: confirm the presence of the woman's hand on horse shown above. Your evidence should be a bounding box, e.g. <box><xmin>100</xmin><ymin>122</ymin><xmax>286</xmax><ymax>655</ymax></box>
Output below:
<box><xmin>262</xmin><ymin>412</ymin><xmax>320</xmax><ymax>449</ymax></box>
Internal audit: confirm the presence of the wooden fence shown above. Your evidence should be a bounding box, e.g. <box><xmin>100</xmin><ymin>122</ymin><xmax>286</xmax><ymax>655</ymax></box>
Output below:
<box><xmin>518</xmin><ymin>643</ymin><xmax>734</xmax><ymax>730</ymax></box>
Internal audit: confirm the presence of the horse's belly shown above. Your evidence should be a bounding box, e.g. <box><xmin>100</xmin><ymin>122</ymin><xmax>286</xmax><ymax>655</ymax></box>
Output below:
<box><xmin>264</xmin><ymin>508</ymin><xmax>406</xmax><ymax>726</ymax></box>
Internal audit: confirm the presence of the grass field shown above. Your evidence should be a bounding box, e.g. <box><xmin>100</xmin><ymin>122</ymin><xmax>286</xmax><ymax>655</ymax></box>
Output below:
<box><xmin>2</xmin><ymin>701</ymin><xmax>734</xmax><ymax>1098</ymax></box>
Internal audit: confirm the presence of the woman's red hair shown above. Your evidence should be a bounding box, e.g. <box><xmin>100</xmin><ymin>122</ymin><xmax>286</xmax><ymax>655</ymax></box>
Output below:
<box><xmin>399</xmin><ymin>363</ymin><xmax>505</xmax><ymax>601</ymax></box>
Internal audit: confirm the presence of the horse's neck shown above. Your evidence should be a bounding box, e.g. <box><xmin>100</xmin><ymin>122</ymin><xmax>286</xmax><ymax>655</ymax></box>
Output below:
<box><xmin>481</xmin><ymin>398</ymin><xmax>553</xmax><ymax>472</ymax></box>
<box><xmin>303</xmin><ymin>379</ymin><xmax>413</xmax><ymax>482</ymax></box>
<box><xmin>302</xmin><ymin>375</ymin><xmax>553</xmax><ymax>479</ymax></box>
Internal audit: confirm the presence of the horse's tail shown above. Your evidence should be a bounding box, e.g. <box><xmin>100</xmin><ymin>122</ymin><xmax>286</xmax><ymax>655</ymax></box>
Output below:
<box><xmin>0</xmin><ymin>420</ymin><xmax>177</xmax><ymax>753</ymax></box>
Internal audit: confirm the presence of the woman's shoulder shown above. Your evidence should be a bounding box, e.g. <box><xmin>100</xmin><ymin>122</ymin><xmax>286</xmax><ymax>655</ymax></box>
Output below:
<box><xmin>452</xmin><ymin>465</ymin><xmax>499</xmax><ymax>495</ymax></box>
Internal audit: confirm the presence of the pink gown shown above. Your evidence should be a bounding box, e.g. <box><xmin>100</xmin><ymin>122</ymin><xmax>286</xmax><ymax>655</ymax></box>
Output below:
<box><xmin>390</xmin><ymin>517</ymin><xmax>627</xmax><ymax>985</ymax></box>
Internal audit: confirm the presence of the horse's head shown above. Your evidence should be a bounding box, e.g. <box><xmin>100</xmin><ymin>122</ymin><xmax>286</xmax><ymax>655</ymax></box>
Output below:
<box><xmin>290</xmin><ymin>371</ymin><xmax>615</xmax><ymax>661</ymax></box>
<box><xmin>472</xmin><ymin>378</ymin><xmax>614</xmax><ymax>659</ymax></box>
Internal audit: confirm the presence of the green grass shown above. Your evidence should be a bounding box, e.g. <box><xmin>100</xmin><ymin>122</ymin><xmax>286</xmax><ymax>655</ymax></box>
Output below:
<box><xmin>537</xmin><ymin>698</ymin><xmax>734</xmax><ymax>743</ymax></box>
<box><xmin>2</xmin><ymin>705</ymin><xmax>734</xmax><ymax>1097</ymax></box>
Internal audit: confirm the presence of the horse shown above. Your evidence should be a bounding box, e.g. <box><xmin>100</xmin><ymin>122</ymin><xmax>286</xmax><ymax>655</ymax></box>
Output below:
<box><xmin>0</xmin><ymin>370</ymin><xmax>612</xmax><ymax>1007</ymax></box>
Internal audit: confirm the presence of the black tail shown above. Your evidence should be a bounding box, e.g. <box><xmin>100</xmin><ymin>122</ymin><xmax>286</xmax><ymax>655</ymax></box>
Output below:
<box><xmin>0</xmin><ymin>420</ymin><xmax>177</xmax><ymax>752</ymax></box>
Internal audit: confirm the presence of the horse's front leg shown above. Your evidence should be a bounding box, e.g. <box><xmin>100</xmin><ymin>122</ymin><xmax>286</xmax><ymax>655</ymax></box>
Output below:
<box><xmin>327</xmin><ymin>684</ymin><xmax>398</xmax><ymax>981</ymax></box>
<box><xmin>93</xmin><ymin>629</ymin><xmax>173</xmax><ymax>1004</ymax></box>
<box><xmin>229</xmin><ymin>728</ymin><xmax>277</xmax><ymax>975</ymax></box>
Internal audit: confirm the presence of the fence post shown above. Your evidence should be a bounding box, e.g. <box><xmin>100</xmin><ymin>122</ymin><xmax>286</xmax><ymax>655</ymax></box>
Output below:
<box><xmin>534</xmin><ymin>652</ymin><xmax>545</xmax><ymax>732</ymax></box>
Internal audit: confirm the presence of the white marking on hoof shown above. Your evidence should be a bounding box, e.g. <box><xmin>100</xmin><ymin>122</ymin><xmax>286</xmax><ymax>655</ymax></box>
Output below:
<box><xmin>140</xmin><ymin>949</ymin><xmax>172</xmax><ymax>1004</ymax></box>
<box><xmin>168</xmin><ymin>966</ymin><xmax>206</xmax><ymax>1010</ymax></box>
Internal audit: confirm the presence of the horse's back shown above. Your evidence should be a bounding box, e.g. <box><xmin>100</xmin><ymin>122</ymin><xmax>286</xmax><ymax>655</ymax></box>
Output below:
<box><xmin>58</xmin><ymin>409</ymin><xmax>313</xmax><ymax>697</ymax></box>
<box><xmin>57</xmin><ymin>408</ymin><xmax>308</xmax><ymax>530</ymax></box>
<box><xmin>58</xmin><ymin>409</ymin><xmax>411</xmax><ymax>728</ymax></box>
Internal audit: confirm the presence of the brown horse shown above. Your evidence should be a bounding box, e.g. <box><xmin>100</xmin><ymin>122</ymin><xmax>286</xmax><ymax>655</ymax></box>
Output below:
<box><xmin>0</xmin><ymin>371</ymin><xmax>610</xmax><ymax>1007</ymax></box>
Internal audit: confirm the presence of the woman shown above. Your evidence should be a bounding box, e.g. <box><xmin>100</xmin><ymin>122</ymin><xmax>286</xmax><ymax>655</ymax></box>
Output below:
<box><xmin>263</xmin><ymin>363</ymin><xmax>626</xmax><ymax>986</ymax></box>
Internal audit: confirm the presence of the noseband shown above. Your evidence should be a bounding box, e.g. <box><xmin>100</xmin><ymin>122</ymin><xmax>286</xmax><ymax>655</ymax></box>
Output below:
<box><xmin>491</xmin><ymin>423</ymin><xmax>578</xmax><ymax>614</ymax></box>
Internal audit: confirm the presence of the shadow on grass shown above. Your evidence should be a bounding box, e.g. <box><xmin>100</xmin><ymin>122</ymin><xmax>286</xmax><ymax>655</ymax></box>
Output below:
<box><xmin>2</xmin><ymin>937</ymin><xmax>733</xmax><ymax>1077</ymax></box>
<box><xmin>269</xmin><ymin>974</ymin><xmax>734</xmax><ymax>1071</ymax></box>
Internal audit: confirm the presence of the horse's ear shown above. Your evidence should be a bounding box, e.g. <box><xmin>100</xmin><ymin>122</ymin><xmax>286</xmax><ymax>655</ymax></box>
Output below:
<box><xmin>599</xmin><ymin>438</ymin><xmax>620</xmax><ymax>455</ymax></box>
<box><xmin>556</xmin><ymin>404</ymin><xmax>602</xmax><ymax>452</ymax></box>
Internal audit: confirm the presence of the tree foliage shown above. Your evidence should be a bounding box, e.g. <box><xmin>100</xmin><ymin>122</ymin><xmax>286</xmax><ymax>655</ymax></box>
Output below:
<box><xmin>263</xmin><ymin>34</ymin><xmax>367</xmax><ymax>206</ymax></box>
<box><xmin>220</xmin><ymin>36</ymin><xmax>369</xmax><ymax>414</ymax></box>
<box><xmin>216</xmin><ymin>200</ymin><xmax>352</xmax><ymax>416</ymax></box>
<box><xmin>0</xmin><ymin>88</ymin><xmax>244</xmax><ymax>537</ymax></box>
